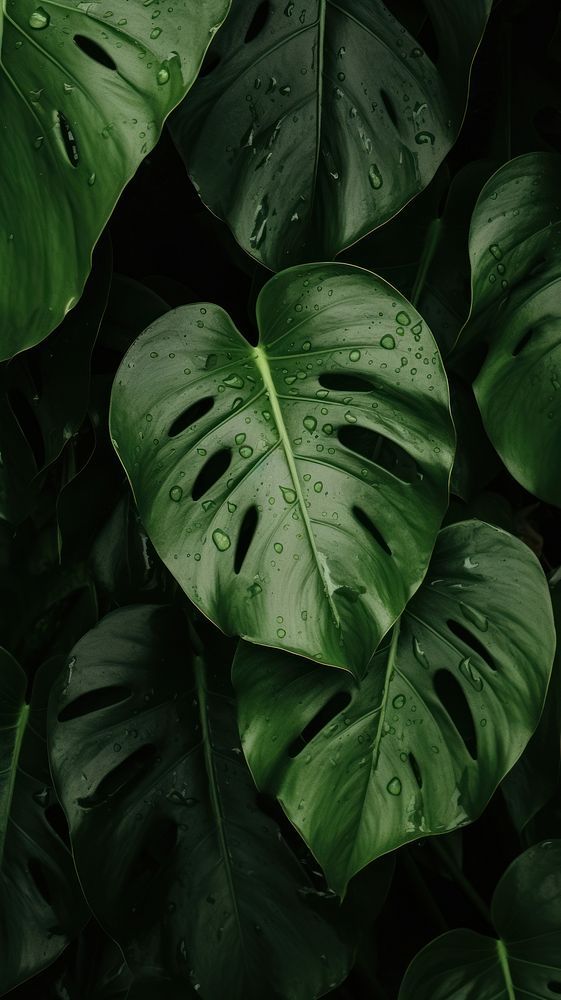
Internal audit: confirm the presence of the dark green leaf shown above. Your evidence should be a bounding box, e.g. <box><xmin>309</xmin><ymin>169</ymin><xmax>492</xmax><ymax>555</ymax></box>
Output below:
<box><xmin>48</xmin><ymin>605</ymin><xmax>352</xmax><ymax>999</ymax></box>
<box><xmin>234</xmin><ymin>520</ymin><xmax>554</xmax><ymax>893</ymax></box>
<box><xmin>110</xmin><ymin>262</ymin><xmax>454</xmax><ymax>674</ymax></box>
<box><xmin>398</xmin><ymin>839</ymin><xmax>561</xmax><ymax>999</ymax></box>
<box><xmin>0</xmin><ymin>0</ymin><xmax>230</xmax><ymax>358</ymax></box>
<box><xmin>171</xmin><ymin>0</ymin><xmax>491</xmax><ymax>268</ymax></box>
<box><xmin>0</xmin><ymin>653</ymin><xmax>88</xmax><ymax>994</ymax></box>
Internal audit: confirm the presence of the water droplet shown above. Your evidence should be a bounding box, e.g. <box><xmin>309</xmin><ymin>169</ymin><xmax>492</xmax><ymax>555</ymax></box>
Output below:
<box><xmin>459</xmin><ymin>656</ymin><xmax>483</xmax><ymax>692</ymax></box>
<box><xmin>415</xmin><ymin>131</ymin><xmax>435</xmax><ymax>145</ymax></box>
<box><xmin>368</xmin><ymin>164</ymin><xmax>383</xmax><ymax>190</ymax></box>
<box><xmin>412</xmin><ymin>637</ymin><xmax>429</xmax><ymax>669</ymax></box>
<box><xmin>29</xmin><ymin>7</ymin><xmax>50</xmax><ymax>28</ymax></box>
<box><xmin>248</xmin><ymin>581</ymin><xmax>262</xmax><ymax>597</ymax></box>
<box><xmin>344</xmin><ymin>411</ymin><xmax>357</xmax><ymax>423</ymax></box>
<box><xmin>303</xmin><ymin>415</ymin><xmax>317</xmax><ymax>432</ymax></box>
<box><xmin>277</xmin><ymin>628</ymin><xmax>286</xmax><ymax>638</ymax></box>
<box><xmin>212</xmin><ymin>529</ymin><xmax>231</xmax><ymax>552</ymax></box>
<box><xmin>33</xmin><ymin>787</ymin><xmax>49</xmax><ymax>806</ymax></box>
<box><xmin>227</xmin><ymin>502</ymin><xmax>237</xmax><ymax>513</ymax></box>
<box><xmin>239</xmin><ymin>445</ymin><xmax>253</xmax><ymax>458</ymax></box>
<box><xmin>87</xmin><ymin>172</ymin><xmax>96</xmax><ymax>186</ymax></box>
<box><xmin>349</xmin><ymin>349</ymin><xmax>361</xmax><ymax>362</ymax></box>
<box><xmin>460</xmin><ymin>602</ymin><xmax>489</xmax><ymax>632</ymax></box>
<box><xmin>322</xmin><ymin>423</ymin><xmax>333</xmax><ymax>435</ymax></box>
<box><xmin>274</xmin><ymin>542</ymin><xmax>283</xmax><ymax>553</ymax></box>
<box><xmin>157</xmin><ymin>64</ymin><xmax>170</xmax><ymax>85</ymax></box>
<box><xmin>313</xmin><ymin>481</ymin><xmax>323</xmax><ymax>493</ymax></box>
<box><xmin>280</xmin><ymin>486</ymin><xmax>297</xmax><ymax>504</ymax></box>
<box><xmin>392</xmin><ymin>694</ymin><xmax>406</xmax><ymax>709</ymax></box>
<box><xmin>396</xmin><ymin>311</ymin><xmax>410</xmax><ymax>326</ymax></box>
<box><xmin>380</xmin><ymin>334</ymin><xmax>395</xmax><ymax>350</ymax></box>
<box><xmin>169</xmin><ymin>486</ymin><xmax>183</xmax><ymax>502</ymax></box>
<box><xmin>224</xmin><ymin>373</ymin><xmax>244</xmax><ymax>389</ymax></box>
<box><xmin>489</xmin><ymin>244</ymin><xmax>503</xmax><ymax>260</ymax></box>
<box><xmin>250</xmin><ymin>196</ymin><xmax>269</xmax><ymax>250</ymax></box>
<box><xmin>387</xmin><ymin>777</ymin><xmax>402</xmax><ymax>796</ymax></box>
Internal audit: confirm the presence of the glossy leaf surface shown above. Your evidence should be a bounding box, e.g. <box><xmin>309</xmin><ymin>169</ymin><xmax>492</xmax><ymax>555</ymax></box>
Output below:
<box><xmin>399</xmin><ymin>840</ymin><xmax>561</xmax><ymax>999</ymax></box>
<box><xmin>110</xmin><ymin>263</ymin><xmax>454</xmax><ymax>674</ymax></box>
<box><xmin>0</xmin><ymin>653</ymin><xmax>87</xmax><ymax>994</ymax></box>
<box><xmin>462</xmin><ymin>152</ymin><xmax>561</xmax><ymax>505</ymax></box>
<box><xmin>234</xmin><ymin>521</ymin><xmax>554</xmax><ymax>893</ymax></box>
<box><xmin>48</xmin><ymin>605</ymin><xmax>351</xmax><ymax>999</ymax></box>
<box><xmin>171</xmin><ymin>0</ymin><xmax>491</xmax><ymax>269</ymax></box>
<box><xmin>0</xmin><ymin>0</ymin><xmax>230</xmax><ymax>359</ymax></box>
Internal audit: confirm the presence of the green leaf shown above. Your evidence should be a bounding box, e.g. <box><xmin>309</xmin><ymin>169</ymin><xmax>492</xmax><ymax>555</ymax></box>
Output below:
<box><xmin>48</xmin><ymin>605</ymin><xmax>352</xmax><ymax>999</ymax></box>
<box><xmin>398</xmin><ymin>839</ymin><xmax>561</xmax><ymax>999</ymax></box>
<box><xmin>0</xmin><ymin>0</ymin><xmax>230</xmax><ymax>360</ymax></box>
<box><xmin>170</xmin><ymin>0</ymin><xmax>491</xmax><ymax>269</ymax></box>
<box><xmin>110</xmin><ymin>262</ymin><xmax>455</xmax><ymax>674</ymax></box>
<box><xmin>460</xmin><ymin>152</ymin><xmax>561</xmax><ymax>505</ymax></box>
<box><xmin>0</xmin><ymin>652</ymin><xmax>88</xmax><ymax>994</ymax></box>
<box><xmin>233</xmin><ymin>520</ymin><xmax>554</xmax><ymax>894</ymax></box>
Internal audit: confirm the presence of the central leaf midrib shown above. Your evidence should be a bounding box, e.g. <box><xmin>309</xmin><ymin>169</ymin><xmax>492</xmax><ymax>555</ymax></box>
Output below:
<box><xmin>0</xmin><ymin>702</ymin><xmax>29</xmax><ymax>866</ymax></box>
<box><xmin>252</xmin><ymin>345</ymin><xmax>341</xmax><ymax>633</ymax></box>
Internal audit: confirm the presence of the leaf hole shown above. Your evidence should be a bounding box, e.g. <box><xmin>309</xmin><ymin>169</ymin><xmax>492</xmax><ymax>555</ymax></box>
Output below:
<box><xmin>288</xmin><ymin>691</ymin><xmax>352</xmax><ymax>758</ymax></box>
<box><xmin>318</xmin><ymin>373</ymin><xmax>373</xmax><ymax>393</ymax></box>
<box><xmin>8</xmin><ymin>387</ymin><xmax>45</xmax><ymax>469</ymax></box>
<box><xmin>57</xmin><ymin>111</ymin><xmax>80</xmax><ymax>167</ymax></box>
<box><xmin>168</xmin><ymin>396</ymin><xmax>214</xmax><ymax>437</ymax></box>
<box><xmin>244</xmin><ymin>1</ymin><xmax>271</xmax><ymax>43</ymax></box>
<box><xmin>28</xmin><ymin>859</ymin><xmax>52</xmax><ymax>905</ymax></box>
<box><xmin>339</xmin><ymin>426</ymin><xmax>418</xmax><ymax>485</ymax></box>
<box><xmin>74</xmin><ymin>34</ymin><xmax>117</xmax><ymax>70</ymax></box>
<box><xmin>548</xmin><ymin>983</ymin><xmax>561</xmax><ymax>995</ymax></box>
<box><xmin>380</xmin><ymin>89</ymin><xmax>399</xmax><ymax>129</ymax></box>
<box><xmin>433</xmin><ymin>670</ymin><xmax>477</xmax><ymax>759</ymax></box>
<box><xmin>192</xmin><ymin>448</ymin><xmax>231</xmax><ymax>501</ymax></box>
<box><xmin>76</xmin><ymin>744</ymin><xmax>157</xmax><ymax>809</ymax></box>
<box><xmin>512</xmin><ymin>328</ymin><xmax>534</xmax><ymax>357</ymax></box>
<box><xmin>408</xmin><ymin>752</ymin><xmax>423</xmax><ymax>789</ymax></box>
<box><xmin>447</xmin><ymin>620</ymin><xmax>495</xmax><ymax>671</ymax></box>
<box><xmin>234</xmin><ymin>506</ymin><xmax>259</xmax><ymax>574</ymax></box>
<box><xmin>352</xmin><ymin>505</ymin><xmax>392</xmax><ymax>556</ymax></box>
<box><xmin>58</xmin><ymin>685</ymin><xmax>132</xmax><ymax>722</ymax></box>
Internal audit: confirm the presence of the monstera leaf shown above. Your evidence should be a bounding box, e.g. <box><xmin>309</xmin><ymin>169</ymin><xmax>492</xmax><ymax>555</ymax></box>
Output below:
<box><xmin>459</xmin><ymin>152</ymin><xmax>561</xmax><ymax>505</ymax></box>
<box><xmin>170</xmin><ymin>0</ymin><xmax>492</xmax><ymax>269</ymax></box>
<box><xmin>399</xmin><ymin>840</ymin><xmax>561</xmax><ymax>999</ymax></box>
<box><xmin>48</xmin><ymin>605</ymin><xmax>352</xmax><ymax>1000</ymax></box>
<box><xmin>110</xmin><ymin>263</ymin><xmax>455</xmax><ymax>674</ymax></box>
<box><xmin>0</xmin><ymin>0</ymin><xmax>230</xmax><ymax>359</ymax></box>
<box><xmin>233</xmin><ymin>520</ymin><xmax>554</xmax><ymax>894</ymax></box>
<box><xmin>0</xmin><ymin>651</ymin><xmax>88</xmax><ymax>994</ymax></box>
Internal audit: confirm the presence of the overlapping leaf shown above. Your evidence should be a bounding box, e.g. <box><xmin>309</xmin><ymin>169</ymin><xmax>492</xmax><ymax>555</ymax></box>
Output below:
<box><xmin>48</xmin><ymin>605</ymin><xmax>352</xmax><ymax>1000</ymax></box>
<box><xmin>171</xmin><ymin>0</ymin><xmax>491</xmax><ymax>269</ymax></box>
<box><xmin>399</xmin><ymin>840</ymin><xmax>561</xmax><ymax>999</ymax></box>
<box><xmin>0</xmin><ymin>0</ymin><xmax>230</xmax><ymax>358</ymax></box>
<box><xmin>234</xmin><ymin>521</ymin><xmax>554</xmax><ymax>893</ymax></box>
<box><xmin>110</xmin><ymin>263</ymin><xmax>455</xmax><ymax>674</ymax></box>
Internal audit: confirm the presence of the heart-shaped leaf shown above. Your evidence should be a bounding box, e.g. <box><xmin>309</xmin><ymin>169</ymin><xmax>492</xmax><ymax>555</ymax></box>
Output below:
<box><xmin>233</xmin><ymin>520</ymin><xmax>554</xmax><ymax>894</ymax></box>
<box><xmin>110</xmin><ymin>263</ymin><xmax>455</xmax><ymax>674</ymax></box>
<box><xmin>170</xmin><ymin>0</ymin><xmax>491</xmax><ymax>269</ymax></box>
<box><xmin>398</xmin><ymin>839</ymin><xmax>561</xmax><ymax>999</ymax></box>
<box><xmin>48</xmin><ymin>605</ymin><xmax>352</xmax><ymax>1000</ymax></box>
<box><xmin>0</xmin><ymin>0</ymin><xmax>230</xmax><ymax>359</ymax></box>
<box><xmin>0</xmin><ymin>652</ymin><xmax>88</xmax><ymax>994</ymax></box>
<box><xmin>459</xmin><ymin>152</ymin><xmax>561</xmax><ymax>505</ymax></box>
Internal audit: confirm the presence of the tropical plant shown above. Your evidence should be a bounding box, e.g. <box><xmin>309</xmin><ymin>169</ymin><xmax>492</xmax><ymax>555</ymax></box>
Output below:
<box><xmin>1</xmin><ymin>1</ymin><xmax>560</xmax><ymax>998</ymax></box>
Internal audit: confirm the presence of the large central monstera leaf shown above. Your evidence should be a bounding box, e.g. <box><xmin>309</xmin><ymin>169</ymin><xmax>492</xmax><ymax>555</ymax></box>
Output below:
<box><xmin>110</xmin><ymin>263</ymin><xmax>455</xmax><ymax>674</ymax></box>
<box><xmin>0</xmin><ymin>0</ymin><xmax>230</xmax><ymax>359</ymax></box>
<box><xmin>399</xmin><ymin>840</ymin><xmax>561</xmax><ymax>999</ymax></box>
<box><xmin>234</xmin><ymin>521</ymin><xmax>555</xmax><ymax>894</ymax></box>
<box><xmin>458</xmin><ymin>152</ymin><xmax>561</xmax><ymax>506</ymax></box>
<box><xmin>48</xmin><ymin>605</ymin><xmax>352</xmax><ymax>999</ymax></box>
<box><xmin>171</xmin><ymin>0</ymin><xmax>492</xmax><ymax>269</ymax></box>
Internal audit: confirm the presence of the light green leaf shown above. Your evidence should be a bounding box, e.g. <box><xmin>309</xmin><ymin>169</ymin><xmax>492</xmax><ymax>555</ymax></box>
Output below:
<box><xmin>48</xmin><ymin>605</ymin><xmax>352</xmax><ymax>999</ymax></box>
<box><xmin>110</xmin><ymin>262</ymin><xmax>455</xmax><ymax>675</ymax></box>
<box><xmin>234</xmin><ymin>520</ymin><xmax>554</xmax><ymax>894</ymax></box>
<box><xmin>0</xmin><ymin>0</ymin><xmax>230</xmax><ymax>359</ymax></box>
<box><xmin>398</xmin><ymin>839</ymin><xmax>561</xmax><ymax>999</ymax></box>
<box><xmin>0</xmin><ymin>652</ymin><xmax>87</xmax><ymax>993</ymax></box>
<box><xmin>460</xmin><ymin>152</ymin><xmax>561</xmax><ymax>505</ymax></box>
<box><xmin>171</xmin><ymin>0</ymin><xmax>491</xmax><ymax>269</ymax></box>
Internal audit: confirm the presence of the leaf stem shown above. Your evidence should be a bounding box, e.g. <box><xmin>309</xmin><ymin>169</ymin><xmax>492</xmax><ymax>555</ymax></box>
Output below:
<box><xmin>496</xmin><ymin>939</ymin><xmax>515</xmax><ymax>1000</ymax></box>
<box><xmin>410</xmin><ymin>218</ymin><xmax>443</xmax><ymax>308</ymax></box>
<box><xmin>431</xmin><ymin>840</ymin><xmax>493</xmax><ymax>927</ymax></box>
